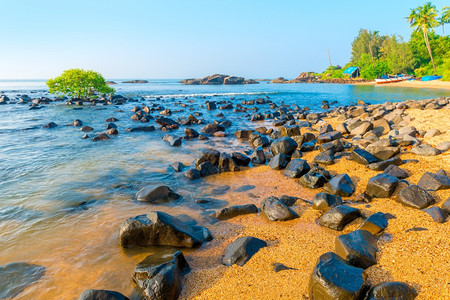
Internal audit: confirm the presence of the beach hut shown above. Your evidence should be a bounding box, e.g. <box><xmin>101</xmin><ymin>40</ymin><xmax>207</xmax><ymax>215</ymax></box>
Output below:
<box><xmin>343</xmin><ymin>67</ymin><xmax>360</xmax><ymax>78</ymax></box>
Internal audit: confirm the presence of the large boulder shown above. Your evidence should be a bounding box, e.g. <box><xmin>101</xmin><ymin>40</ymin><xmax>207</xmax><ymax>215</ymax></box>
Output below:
<box><xmin>318</xmin><ymin>205</ymin><xmax>361</xmax><ymax>231</ymax></box>
<box><xmin>366</xmin><ymin>282</ymin><xmax>417</xmax><ymax>300</ymax></box>
<box><xmin>397</xmin><ymin>185</ymin><xmax>435</xmax><ymax>209</ymax></box>
<box><xmin>312</xmin><ymin>193</ymin><xmax>342</xmax><ymax>212</ymax></box>
<box><xmin>309</xmin><ymin>252</ymin><xmax>368</xmax><ymax>300</ymax></box>
<box><xmin>222</xmin><ymin>237</ymin><xmax>267</xmax><ymax>266</ymax></box>
<box><xmin>283</xmin><ymin>159</ymin><xmax>310</xmax><ymax>178</ymax></box>
<box><xmin>270</xmin><ymin>137</ymin><xmax>298</xmax><ymax>156</ymax></box>
<box><xmin>335</xmin><ymin>230</ymin><xmax>378</xmax><ymax>269</ymax></box>
<box><xmin>261</xmin><ymin>196</ymin><xmax>298</xmax><ymax>221</ymax></box>
<box><xmin>324</xmin><ymin>174</ymin><xmax>355</xmax><ymax>197</ymax></box>
<box><xmin>136</xmin><ymin>185</ymin><xmax>181</xmax><ymax>203</ymax></box>
<box><xmin>78</xmin><ymin>289</ymin><xmax>129</xmax><ymax>300</ymax></box>
<box><xmin>133</xmin><ymin>250</ymin><xmax>190</xmax><ymax>300</ymax></box>
<box><xmin>0</xmin><ymin>262</ymin><xmax>46</xmax><ymax>299</ymax></box>
<box><xmin>366</xmin><ymin>174</ymin><xmax>399</xmax><ymax>198</ymax></box>
<box><xmin>119</xmin><ymin>212</ymin><xmax>212</xmax><ymax>248</ymax></box>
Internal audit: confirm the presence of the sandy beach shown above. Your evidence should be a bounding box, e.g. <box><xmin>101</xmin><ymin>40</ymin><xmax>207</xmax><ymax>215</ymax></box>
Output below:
<box><xmin>179</xmin><ymin>104</ymin><xmax>450</xmax><ymax>300</ymax></box>
<box><xmin>354</xmin><ymin>79</ymin><xmax>450</xmax><ymax>90</ymax></box>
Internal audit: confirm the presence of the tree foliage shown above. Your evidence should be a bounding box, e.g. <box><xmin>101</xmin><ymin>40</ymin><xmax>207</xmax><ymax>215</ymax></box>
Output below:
<box><xmin>381</xmin><ymin>35</ymin><xmax>415</xmax><ymax>74</ymax></box>
<box><xmin>350</xmin><ymin>29</ymin><xmax>386</xmax><ymax>64</ymax></box>
<box><xmin>47</xmin><ymin>69</ymin><xmax>114</xmax><ymax>99</ymax></box>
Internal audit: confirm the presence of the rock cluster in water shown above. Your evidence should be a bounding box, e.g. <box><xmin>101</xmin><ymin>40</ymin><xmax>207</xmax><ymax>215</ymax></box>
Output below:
<box><xmin>180</xmin><ymin>74</ymin><xmax>258</xmax><ymax>85</ymax></box>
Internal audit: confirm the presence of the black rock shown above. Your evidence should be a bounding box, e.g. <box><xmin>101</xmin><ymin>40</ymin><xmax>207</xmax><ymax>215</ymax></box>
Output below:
<box><xmin>270</xmin><ymin>137</ymin><xmax>298</xmax><ymax>156</ymax></box>
<box><xmin>126</xmin><ymin>126</ymin><xmax>155</xmax><ymax>132</ymax></box>
<box><xmin>366</xmin><ymin>174</ymin><xmax>399</xmax><ymax>198</ymax></box>
<box><xmin>251</xmin><ymin>146</ymin><xmax>266</xmax><ymax>164</ymax></box>
<box><xmin>300</xmin><ymin>141</ymin><xmax>316</xmax><ymax>152</ymax></box>
<box><xmin>81</xmin><ymin>125</ymin><xmax>94</xmax><ymax>132</ymax></box>
<box><xmin>309</xmin><ymin>252</ymin><xmax>368</xmax><ymax>300</ymax></box>
<box><xmin>218</xmin><ymin>152</ymin><xmax>240</xmax><ymax>172</ymax></box>
<box><xmin>105</xmin><ymin>117</ymin><xmax>119</xmax><ymax>122</ymax></box>
<box><xmin>312</xmin><ymin>192</ymin><xmax>342</xmax><ymax>212</ymax></box>
<box><xmin>279</xmin><ymin>195</ymin><xmax>298</xmax><ymax>206</ymax></box>
<box><xmin>442</xmin><ymin>197</ymin><xmax>450</xmax><ymax>214</ymax></box>
<box><xmin>71</xmin><ymin>119</ymin><xmax>83</xmax><ymax>127</ymax></box>
<box><xmin>367</xmin><ymin>282</ymin><xmax>417</xmax><ymax>300</ymax></box>
<box><xmin>423</xmin><ymin>207</ymin><xmax>448</xmax><ymax>223</ymax></box>
<box><xmin>184</xmin><ymin>128</ymin><xmax>199</xmax><ymax>139</ymax></box>
<box><xmin>106</xmin><ymin>122</ymin><xmax>117</xmax><ymax>129</ymax></box>
<box><xmin>162</xmin><ymin>134</ymin><xmax>182</xmax><ymax>147</ymax></box>
<box><xmin>367</xmin><ymin>157</ymin><xmax>403</xmax><ymax>171</ymax></box>
<box><xmin>283</xmin><ymin>159</ymin><xmax>310</xmax><ymax>178</ymax></box>
<box><xmin>268</xmin><ymin>153</ymin><xmax>291</xmax><ymax>170</ymax></box>
<box><xmin>78</xmin><ymin>289</ymin><xmax>129</xmax><ymax>300</ymax></box>
<box><xmin>212</xmin><ymin>204</ymin><xmax>258</xmax><ymax>220</ymax></box>
<box><xmin>0</xmin><ymin>262</ymin><xmax>46</xmax><ymax>299</ymax></box>
<box><xmin>357</xmin><ymin>212</ymin><xmax>389</xmax><ymax>235</ymax></box>
<box><xmin>299</xmin><ymin>171</ymin><xmax>328</xmax><ymax>189</ymax></box>
<box><xmin>318</xmin><ymin>205</ymin><xmax>361</xmax><ymax>231</ymax></box>
<box><xmin>261</xmin><ymin>196</ymin><xmax>298</xmax><ymax>221</ymax></box>
<box><xmin>195</xmin><ymin>149</ymin><xmax>221</xmax><ymax>167</ymax></box>
<box><xmin>201</xmin><ymin>123</ymin><xmax>225</xmax><ymax>135</ymax></box>
<box><xmin>136</xmin><ymin>185</ymin><xmax>181</xmax><ymax>203</ymax></box>
<box><xmin>171</xmin><ymin>162</ymin><xmax>185</xmax><ymax>172</ymax></box>
<box><xmin>313</xmin><ymin>151</ymin><xmax>335</xmax><ymax>165</ymax></box>
<box><xmin>184</xmin><ymin>168</ymin><xmax>201</xmax><ymax>180</ymax></box>
<box><xmin>197</xmin><ymin>161</ymin><xmax>219</xmax><ymax>177</ymax></box>
<box><xmin>222</xmin><ymin>236</ymin><xmax>267</xmax><ymax>266</ymax></box>
<box><xmin>397</xmin><ymin>185</ymin><xmax>435</xmax><ymax>209</ymax></box>
<box><xmin>105</xmin><ymin>128</ymin><xmax>118</xmax><ymax>135</ymax></box>
<box><xmin>92</xmin><ymin>133</ymin><xmax>110</xmax><ymax>141</ymax></box>
<box><xmin>119</xmin><ymin>211</ymin><xmax>211</xmax><ymax>248</ymax></box>
<box><xmin>350</xmin><ymin>148</ymin><xmax>379</xmax><ymax>165</ymax></box>
<box><xmin>43</xmin><ymin>122</ymin><xmax>57</xmax><ymax>128</ymax></box>
<box><xmin>382</xmin><ymin>165</ymin><xmax>409</xmax><ymax>179</ymax></box>
<box><xmin>335</xmin><ymin>230</ymin><xmax>378</xmax><ymax>269</ymax></box>
<box><xmin>133</xmin><ymin>250</ymin><xmax>190</xmax><ymax>300</ymax></box>
<box><xmin>417</xmin><ymin>172</ymin><xmax>450</xmax><ymax>191</ymax></box>
<box><xmin>231</xmin><ymin>152</ymin><xmax>251</xmax><ymax>166</ymax></box>
<box><xmin>324</xmin><ymin>174</ymin><xmax>355</xmax><ymax>197</ymax></box>
<box><xmin>155</xmin><ymin>116</ymin><xmax>178</xmax><ymax>127</ymax></box>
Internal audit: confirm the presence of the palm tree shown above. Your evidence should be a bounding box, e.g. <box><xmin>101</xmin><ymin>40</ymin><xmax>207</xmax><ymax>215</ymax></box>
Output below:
<box><xmin>407</xmin><ymin>2</ymin><xmax>439</xmax><ymax>73</ymax></box>
<box><xmin>440</xmin><ymin>6</ymin><xmax>450</xmax><ymax>36</ymax></box>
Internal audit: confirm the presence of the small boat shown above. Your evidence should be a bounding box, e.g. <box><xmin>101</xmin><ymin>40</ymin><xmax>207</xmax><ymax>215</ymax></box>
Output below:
<box><xmin>374</xmin><ymin>74</ymin><xmax>413</xmax><ymax>84</ymax></box>
<box><xmin>421</xmin><ymin>75</ymin><xmax>442</xmax><ymax>81</ymax></box>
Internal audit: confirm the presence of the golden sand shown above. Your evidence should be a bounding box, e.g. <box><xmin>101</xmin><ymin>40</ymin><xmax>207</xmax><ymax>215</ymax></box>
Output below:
<box><xmin>180</xmin><ymin>107</ymin><xmax>450</xmax><ymax>300</ymax></box>
<box><xmin>354</xmin><ymin>79</ymin><xmax>450</xmax><ymax>90</ymax></box>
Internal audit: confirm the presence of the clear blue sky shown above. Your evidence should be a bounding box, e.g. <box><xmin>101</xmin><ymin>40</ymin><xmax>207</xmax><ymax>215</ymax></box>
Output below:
<box><xmin>0</xmin><ymin>0</ymin><xmax>448</xmax><ymax>79</ymax></box>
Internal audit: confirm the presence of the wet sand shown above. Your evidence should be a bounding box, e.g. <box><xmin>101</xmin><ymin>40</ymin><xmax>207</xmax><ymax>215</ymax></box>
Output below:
<box><xmin>354</xmin><ymin>79</ymin><xmax>450</xmax><ymax>90</ymax></box>
<box><xmin>180</xmin><ymin>107</ymin><xmax>450</xmax><ymax>299</ymax></box>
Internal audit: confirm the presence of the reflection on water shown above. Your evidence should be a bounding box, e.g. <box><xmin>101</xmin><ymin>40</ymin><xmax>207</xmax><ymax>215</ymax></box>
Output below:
<box><xmin>0</xmin><ymin>80</ymin><xmax>448</xmax><ymax>298</ymax></box>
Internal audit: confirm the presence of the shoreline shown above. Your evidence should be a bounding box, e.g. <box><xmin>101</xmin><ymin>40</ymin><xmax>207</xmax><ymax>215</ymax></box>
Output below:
<box><xmin>352</xmin><ymin>79</ymin><xmax>450</xmax><ymax>90</ymax></box>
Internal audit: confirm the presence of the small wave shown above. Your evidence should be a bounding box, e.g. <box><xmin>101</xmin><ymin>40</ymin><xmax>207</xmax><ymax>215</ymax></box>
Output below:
<box><xmin>142</xmin><ymin>91</ymin><xmax>278</xmax><ymax>98</ymax></box>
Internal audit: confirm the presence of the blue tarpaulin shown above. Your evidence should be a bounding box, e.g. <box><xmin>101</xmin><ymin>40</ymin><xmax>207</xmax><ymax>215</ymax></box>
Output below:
<box><xmin>344</xmin><ymin>67</ymin><xmax>359</xmax><ymax>75</ymax></box>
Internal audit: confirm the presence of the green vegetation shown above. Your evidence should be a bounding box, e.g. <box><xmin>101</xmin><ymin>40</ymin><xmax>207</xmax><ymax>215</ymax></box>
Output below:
<box><xmin>47</xmin><ymin>69</ymin><xmax>114</xmax><ymax>99</ymax></box>
<box><xmin>321</xmin><ymin>2</ymin><xmax>450</xmax><ymax>81</ymax></box>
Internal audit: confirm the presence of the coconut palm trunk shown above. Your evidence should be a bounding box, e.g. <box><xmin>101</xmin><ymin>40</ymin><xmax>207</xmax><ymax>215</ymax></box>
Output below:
<box><xmin>422</xmin><ymin>30</ymin><xmax>437</xmax><ymax>73</ymax></box>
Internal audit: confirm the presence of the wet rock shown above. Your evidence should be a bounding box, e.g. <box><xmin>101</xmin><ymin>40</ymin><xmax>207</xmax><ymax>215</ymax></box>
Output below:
<box><xmin>81</xmin><ymin>125</ymin><xmax>94</xmax><ymax>132</ymax></box>
<box><xmin>357</xmin><ymin>212</ymin><xmax>389</xmax><ymax>235</ymax></box>
<box><xmin>184</xmin><ymin>168</ymin><xmax>201</xmax><ymax>180</ymax></box>
<box><xmin>279</xmin><ymin>195</ymin><xmax>298</xmax><ymax>206</ymax></box>
<box><xmin>218</xmin><ymin>152</ymin><xmax>240</xmax><ymax>172</ymax></box>
<box><xmin>78</xmin><ymin>289</ymin><xmax>129</xmax><ymax>300</ymax></box>
<box><xmin>300</xmin><ymin>170</ymin><xmax>329</xmax><ymax>188</ymax></box>
<box><xmin>366</xmin><ymin>174</ymin><xmax>399</xmax><ymax>198</ymax></box>
<box><xmin>318</xmin><ymin>205</ymin><xmax>361</xmax><ymax>231</ymax></box>
<box><xmin>127</xmin><ymin>126</ymin><xmax>156</xmax><ymax>132</ymax></box>
<box><xmin>234</xmin><ymin>130</ymin><xmax>252</xmax><ymax>139</ymax></box>
<box><xmin>133</xmin><ymin>250</ymin><xmax>190</xmax><ymax>300</ymax></box>
<box><xmin>222</xmin><ymin>237</ymin><xmax>267</xmax><ymax>266</ymax></box>
<box><xmin>367</xmin><ymin>157</ymin><xmax>403</xmax><ymax>171</ymax></box>
<box><xmin>335</xmin><ymin>230</ymin><xmax>377</xmax><ymax>269</ymax></box>
<box><xmin>261</xmin><ymin>196</ymin><xmax>298</xmax><ymax>221</ymax></box>
<box><xmin>71</xmin><ymin>119</ymin><xmax>83</xmax><ymax>126</ymax></box>
<box><xmin>43</xmin><ymin>122</ymin><xmax>57</xmax><ymax>128</ymax></box>
<box><xmin>212</xmin><ymin>204</ymin><xmax>258</xmax><ymax>220</ymax></box>
<box><xmin>197</xmin><ymin>161</ymin><xmax>219</xmax><ymax>177</ymax></box>
<box><xmin>300</xmin><ymin>141</ymin><xmax>316</xmax><ymax>152</ymax></box>
<box><xmin>136</xmin><ymin>185</ymin><xmax>181</xmax><ymax>203</ymax></box>
<box><xmin>171</xmin><ymin>162</ymin><xmax>185</xmax><ymax>172</ymax></box>
<box><xmin>195</xmin><ymin>149</ymin><xmax>220</xmax><ymax>167</ymax></box>
<box><xmin>283</xmin><ymin>159</ymin><xmax>310</xmax><ymax>178</ymax></box>
<box><xmin>251</xmin><ymin>146</ymin><xmax>266</xmax><ymax>164</ymax></box>
<box><xmin>119</xmin><ymin>212</ymin><xmax>211</xmax><ymax>248</ymax></box>
<box><xmin>106</xmin><ymin>123</ymin><xmax>117</xmax><ymax>129</ymax></box>
<box><xmin>312</xmin><ymin>192</ymin><xmax>342</xmax><ymax>212</ymax></box>
<box><xmin>270</xmin><ymin>137</ymin><xmax>298</xmax><ymax>156</ymax></box>
<box><xmin>268</xmin><ymin>153</ymin><xmax>291</xmax><ymax>170</ymax></box>
<box><xmin>162</xmin><ymin>134</ymin><xmax>182</xmax><ymax>147</ymax></box>
<box><xmin>349</xmin><ymin>148</ymin><xmax>379</xmax><ymax>165</ymax></box>
<box><xmin>317</xmin><ymin>131</ymin><xmax>342</xmax><ymax>144</ymax></box>
<box><xmin>417</xmin><ymin>172</ymin><xmax>450</xmax><ymax>191</ymax></box>
<box><xmin>423</xmin><ymin>207</ymin><xmax>448</xmax><ymax>223</ymax></box>
<box><xmin>367</xmin><ymin>282</ymin><xmax>417</xmax><ymax>300</ymax></box>
<box><xmin>318</xmin><ymin>140</ymin><xmax>344</xmax><ymax>153</ymax></box>
<box><xmin>155</xmin><ymin>116</ymin><xmax>178</xmax><ymax>127</ymax></box>
<box><xmin>324</xmin><ymin>174</ymin><xmax>355</xmax><ymax>197</ymax></box>
<box><xmin>92</xmin><ymin>133</ymin><xmax>110</xmax><ymax>141</ymax></box>
<box><xmin>0</xmin><ymin>262</ymin><xmax>46</xmax><ymax>299</ymax></box>
<box><xmin>351</xmin><ymin>121</ymin><xmax>373</xmax><ymax>136</ymax></box>
<box><xmin>309</xmin><ymin>252</ymin><xmax>368</xmax><ymax>300</ymax></box>
<box><xmin>105</xmin><ymin>128</ymin><xmax>118</xmax><ymax>135</ymax></box>
<box><xmin>383</xmin><ymin>165</ymin><xmax>409</xmax><ymax>179</ymax></box>
<box><xmin>201</xmin><ymin>123</ymin><xmax>225</xmax><ymax>135</ymax></box>
<box><xmin>397</xmin><ymin>185</ymin><xmax>435</xmax><ymax>209</ymax></box>
<box><xmin>82</xmin><ymin>134</ymin><xmax>89</xmax><ymax>139</ymax></box>
<box><xmin>184</xmin><ymin>128</ymin><xmax>199</xmax><ymax>139</ymax></box>
<box><xmin>313</xmin><ymin>151</ymin><xmax>335</xmax><ymax>165</ymax></box>
<box><xmin>280</xmin><ymin>125</ymin><xmax>301</xmax><ymax>137</ymax></box>
<box><xmin>206</xmin><ymin>101</ymin><xmax>216</xmax><ymax>110</ymax></box>
<box><xmin>410</xmin><ymin>144</ymin><xmax>440</xmax><ymax>156</ymax></box>
<box><xmin>231</xmin><ymin>152</ymin><xmax>251</xmax><ymax>166</ymax></box>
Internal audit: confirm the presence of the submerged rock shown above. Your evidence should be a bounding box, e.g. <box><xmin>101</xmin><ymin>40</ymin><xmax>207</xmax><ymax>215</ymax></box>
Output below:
<box><xmin>222</xmin><ymin>236</ymin><xmax>267</xmax><ymax>266</ymax></box>
<box><xmin>136</xmin><ymin>185</ymin><xmax>181</xmax><ymax>203</ymax></box>
<box><xmin>309</xmin><ymin>252</ymin><xmax>368</xmax><ymax>300</ymax></box>
<box><xmin>133</xmin><ymin>250</ymin><xmax>190</xmax><ymax>300</ymax></box>
<box><xmin>0</xmin><ymin>262</ymin><xmax>46</xmax><ymax>299</ymax></box>
<box><xmin>119</xmin><ymin>211</ymin><xmax>212</xmax><ymax>248</ymax></box>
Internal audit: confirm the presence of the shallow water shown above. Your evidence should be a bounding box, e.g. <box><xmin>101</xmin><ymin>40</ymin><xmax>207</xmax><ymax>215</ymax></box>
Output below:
<box><xmin>0</xmin><ymin>79</ymin><xmax>449</xmax><ymax>299</ymax></box>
